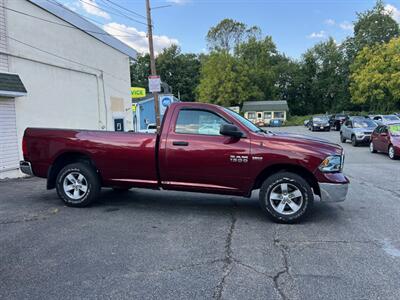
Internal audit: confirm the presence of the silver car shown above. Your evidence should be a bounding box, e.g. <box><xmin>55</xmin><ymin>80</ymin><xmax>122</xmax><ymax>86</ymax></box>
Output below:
<box><xmin>372</xmin><ymin>114</ymin><xmax>400</xmax><ymax>125</ymax></box>
<box><xmin>340</xmin><ymin>117</ymin><xmax>378</xmax><ymax>146</ymax></box>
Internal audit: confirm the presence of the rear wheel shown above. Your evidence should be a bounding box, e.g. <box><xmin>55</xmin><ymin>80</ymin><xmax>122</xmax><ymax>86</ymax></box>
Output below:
<box><xmin>259</xmin><ymin>172</ymin><xmax>313</xmax><ymax>223</ymax></box>
<box><xmin>335</xmin><ymin>124</ymin><xmax>340</xmax><ymax>131</ymax></box>
<box><xmin>388</xmin><ymin>145</ymin><xmax>397</xmax><ymax>160</ymax></box>
<box><xmin>340</xmin><ymin>133</ymin><xmax>346</xmax><ymax>143</ymax></box>
<box><xmin>369</xmin><ymin>142</ymin><xmax>377</xmax><ymax>153</ymax></box>
<box><xmin>56</xmin><ymin>162</ymin><xmax>100</xmax><ymax>207</ymax></box>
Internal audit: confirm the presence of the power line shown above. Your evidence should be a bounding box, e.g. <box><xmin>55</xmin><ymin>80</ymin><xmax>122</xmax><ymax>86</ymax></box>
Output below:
<box><xmin>6</xmin><ymin>35</ymin><xmax>130</xmax><ymax>84</ymax></box>
<box><xmin>77</xmin><ymin>0</ymin><xmax>148</xmax><ymax>27</ymax></box>
<box><xmin>0</xmin><ymin>5</ymin><xmax>143</xmax><ymax>38</ymax></box>
<box><xmin>100</xmin><ymin>0</ymin><xmax>146</xmax><ymax>19</ymax></box>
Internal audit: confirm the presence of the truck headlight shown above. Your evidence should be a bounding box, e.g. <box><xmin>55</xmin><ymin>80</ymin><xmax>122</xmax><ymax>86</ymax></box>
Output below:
<box><xmin>319</xmin><ymin>155</ymin><xmax>342</xmax><ymax>172</ymax></box>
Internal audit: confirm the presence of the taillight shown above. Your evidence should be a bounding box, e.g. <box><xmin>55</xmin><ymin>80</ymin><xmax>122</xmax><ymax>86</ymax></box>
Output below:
<box><xmin>22</xmin><ymin>136</ymin><xmax>28</xmax><ymax>160</ymax></box>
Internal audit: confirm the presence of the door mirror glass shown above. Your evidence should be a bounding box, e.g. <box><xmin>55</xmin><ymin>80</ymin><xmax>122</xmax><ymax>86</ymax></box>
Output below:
<box><xmin>220</xmin><ymin>124</ymin><xmax>243</xmax><ymax>138</ymax></box>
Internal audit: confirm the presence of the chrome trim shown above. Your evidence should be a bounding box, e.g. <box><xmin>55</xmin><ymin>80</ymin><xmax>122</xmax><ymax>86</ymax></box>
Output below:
<box><xmin>19</xmin><ymin>161</ymin><xmax>33</xmax><ymax>176</ymax></box>
<box><xmin>319</xmin><ymin>182</ymin><xmax>348</xmax><ymax>202</ymax></box>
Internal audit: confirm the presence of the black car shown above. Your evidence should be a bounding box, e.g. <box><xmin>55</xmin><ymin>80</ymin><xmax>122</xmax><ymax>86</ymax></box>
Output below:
<box><xmin>309</xmin><ymin>116</ymin><xmax>330</xmax><ymax>131</ymax></box>
<box><xmin>330</xmin><ymin>114</ymin><xmax>348</xmax><ymax>131</ymax></box>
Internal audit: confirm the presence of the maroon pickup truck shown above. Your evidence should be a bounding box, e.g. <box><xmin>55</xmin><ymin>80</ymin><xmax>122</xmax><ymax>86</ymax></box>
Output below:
<box><xmin>20</xmin><ymin>102</ymin><xmax>349</xmax><ymax>223</ymax></box>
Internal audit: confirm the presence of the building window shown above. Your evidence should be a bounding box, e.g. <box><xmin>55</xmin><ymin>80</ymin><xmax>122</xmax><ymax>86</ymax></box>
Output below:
<box><xmin>247</xmin><ymin>112</ymin><xmax>256</xmax><ymax>119</ymax></box>
<box><xmin>264</xmin><ymin>112</ymin><xmax>272</xmax><ymax>119</ymax></box>
<box><xmin>175</xmin><ymin>109</ymin><xmax>228</xmax><ymax>136</ymax></box>
<box><xmin>257</xmin><ymin>112</ymin><xmax>262</xmax><ymax>119</ymax></box>
<box><xmin>274</xmin><ymin>111</ymin><xmax>285</xmax><ymax>119</ymax></box>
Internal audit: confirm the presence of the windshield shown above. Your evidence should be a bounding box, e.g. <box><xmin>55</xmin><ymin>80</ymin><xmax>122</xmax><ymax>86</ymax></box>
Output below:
<box><xmin>384</xmin><ymin>115</ymin><xmax>400</xmax><ymax>121</ymax></box>
<box><xmin>353</xmin><ymin>118</ymin><xmax>376</xmax><ymax>128</ymax></box>
<box><xmin>313</xmin><ymin>116</ymin><xmax>328</xmax><ymax>122</ymax></box>
<box><xmin>389</xmin><ymin>124</ymin><xmax>400</xmax><ymax>136</ymax></box>
<box><xmin>223</xmin><ymin>108</ymin><xmax>262</xmax><ymax>133</ymax></box>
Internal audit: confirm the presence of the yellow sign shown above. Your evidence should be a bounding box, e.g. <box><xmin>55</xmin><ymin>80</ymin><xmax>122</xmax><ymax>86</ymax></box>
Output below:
<box><xmin>131</xmin><ymin>87</ymin><xmax>146</xmax><ymax>99</ymax></box>
<box><xmin>132</xmin><ymin>103</ymin><xmax>137</xmax><ymax>112</ymax></box>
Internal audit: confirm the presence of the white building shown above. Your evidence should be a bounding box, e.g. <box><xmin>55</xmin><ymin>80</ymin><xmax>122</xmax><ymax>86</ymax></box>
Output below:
<box><xmin>0</xmin><ymin>0</ymin><xmax>136</xmax><ymax>178</ymax></box>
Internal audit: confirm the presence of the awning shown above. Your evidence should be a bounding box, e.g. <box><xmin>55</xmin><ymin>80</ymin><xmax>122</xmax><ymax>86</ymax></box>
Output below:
<box><xmin>0</xmin><ymin>73</ymin><xmax>27</xmax><ymax>97</ymax></box>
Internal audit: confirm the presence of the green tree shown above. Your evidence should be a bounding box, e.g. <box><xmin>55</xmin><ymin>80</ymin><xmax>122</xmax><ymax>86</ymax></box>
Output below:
<box><xmin>196</xmin><ymin>52</ymin><xmax>262</xmax><ymax>106</ymax></box>
<box><xmin>350</xmin><ymin>37</ymin><xmax>400</xmax><ymax>112</ymax></box>
<box><xmin>130</xmin><ymin>45</ymin><xmax>200</xmax><ymax>101</ymax></box>
<box><xmin>235</xmin><ymin>36</ymin><xmax>281</xmax><ymax>100</ymax></box>
<box><xmin>156</xmin><ymin>45</ymin><xmax>201</xmax><ymax>101</ymax></box>
<box><xmin>206</xmin><ymin>18</ymin><xmax>261</xmax><ymax>53</ymax></box>
<box><xmin>353</xmin><ymin>0</ymin><xmax>399</xmax><ymax>53</ymax></box>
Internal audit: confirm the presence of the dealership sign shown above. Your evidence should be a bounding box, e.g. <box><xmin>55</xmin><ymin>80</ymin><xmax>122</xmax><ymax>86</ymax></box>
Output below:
<box><xmin>131</xmin><ymin>87</ymin><xmax>146</xmax><ymax>99</ymax></box>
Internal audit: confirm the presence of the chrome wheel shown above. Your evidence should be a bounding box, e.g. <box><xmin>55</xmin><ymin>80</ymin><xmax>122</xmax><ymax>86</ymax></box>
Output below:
<box><xmin>63</xmin><ymin>172</ymin><xmax>88</xmax><ymax>201</ymax></box>
<box><xmin>389</xmin><ymin>146</ymin><xmax>395</xmax><ymax>159</ymax></box>
<box><xmin>269</xmin><ymin>183</ymin><xmax>303</xmax><ymax>215</ymax></box>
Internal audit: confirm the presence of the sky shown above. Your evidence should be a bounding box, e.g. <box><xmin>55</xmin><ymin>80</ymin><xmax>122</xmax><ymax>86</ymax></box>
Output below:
<box><xmin>60</xmin><ymin>0</ymin><xmax>400</xmax><ymax>59</ymax></box>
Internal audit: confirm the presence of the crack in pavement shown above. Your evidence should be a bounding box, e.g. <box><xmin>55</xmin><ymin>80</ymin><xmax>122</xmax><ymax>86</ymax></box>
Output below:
<box><xmin>213</xmin><ymin>199</ymin><xmax>237</xmax><ymax>300</ymax></box>
<box><xmin>347</xmin><ymin>174</ymin><xmax>400</xmax><ymax>199</ymax></box>
<box><xmin>273</xmin><ymin>237</ymin><xmax>291</xmax><ymax>300</ymax></box>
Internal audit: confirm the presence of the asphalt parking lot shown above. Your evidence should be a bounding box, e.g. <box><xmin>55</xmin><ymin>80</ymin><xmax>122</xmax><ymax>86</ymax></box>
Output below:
<box><xmin>1</xmin><ymin>126</ymin><xmax>400</xmax><ymax>300</ymax></box>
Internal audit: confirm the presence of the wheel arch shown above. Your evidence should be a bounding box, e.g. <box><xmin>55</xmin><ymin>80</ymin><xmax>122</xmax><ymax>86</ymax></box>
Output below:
<box><xmin>252</xmin><ymin>164</ymin><xmax>320</xmax><ymax>197</ymax></box>
<box><xmin>47</xmin><ymin>151</ymin><xmax>101</xmax><ymax>189</ymax></box>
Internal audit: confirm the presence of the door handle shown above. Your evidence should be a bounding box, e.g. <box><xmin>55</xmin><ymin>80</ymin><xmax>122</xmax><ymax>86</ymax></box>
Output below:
<box><xmin>173</xmin><ymin>141</ymin><xmax>189</xmax><ymax>146</ymax></box>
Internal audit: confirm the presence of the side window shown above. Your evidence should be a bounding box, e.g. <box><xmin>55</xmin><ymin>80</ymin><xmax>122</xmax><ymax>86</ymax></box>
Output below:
<box><xmin>264</xmin><ymin>112</ymin><xmax>272</xmax><ymax>119</ymax></box>
<box><xmin>175</xmin><ymin>109</ymin><xmax>228</xmax><ymax>136</ymax></box>
<box><xmin>374</xmin><ymin>116</ymin><xmax>382</xmax><ymax>121</ymax></box>
<box><xmin>345</xmin><ymin>120</ymin><xmax>351</xmax><ymax>127</ymax></box>
<box><xmin>247</xmin><ymin>112</ymin><xmax>256</xmax><ymax>119</ymax></box>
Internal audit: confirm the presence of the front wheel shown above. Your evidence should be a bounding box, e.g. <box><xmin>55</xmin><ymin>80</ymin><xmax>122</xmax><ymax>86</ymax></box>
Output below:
<box><xmin>56</xmin><ymin>162</ymin><xmax>100</xmax><ymax>207</ymax></box>
<box><xmin>351</xmin><ymin>135</ymin><xmax>358</xmax><ymax>147</ymax></box>
<box><xmin>259</xmin><ymin>172</ymin><xmax>314</xmax><ymax>223</ymax></box>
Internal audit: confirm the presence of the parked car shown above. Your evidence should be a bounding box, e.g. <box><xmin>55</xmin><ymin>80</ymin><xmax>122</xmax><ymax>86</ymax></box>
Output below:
<box><xmin>309</xmin><ymin>116</ymin><xmax>330</xmax><ymax>131</ymax></box>
<box><xmin>20</xmin><ymin>102</ymin><xmax>349</xmax><ymax>224</ymax></box>
<box><xmin>372</xmin><ymin>114</ymin><xmax>400</xmax><ymax>125</ymax></box>
<box><xmin>340</xmin><ymin>117</ymin><xmax>377</xmax><ymax>146</ymax></box>
<box><xmin>138</xmin><ymin>123</ymin><xmax>157</xmax><ymax>133</ymax></box>
<box><xmin>370</xmin><ymin>123</ymin><xmax>400</xmax><ymax>160</ymax></box>
<box><xmin>330</xmin><ymin>114</ymin><xmax>348</xmax><ymax>131</ymax></box>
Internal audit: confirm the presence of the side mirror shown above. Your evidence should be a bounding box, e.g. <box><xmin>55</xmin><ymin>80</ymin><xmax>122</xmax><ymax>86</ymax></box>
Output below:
<box><xmin>220</xmin><ymin>124</ymin><xmax>243</xmax><ymax>138</ymax></box>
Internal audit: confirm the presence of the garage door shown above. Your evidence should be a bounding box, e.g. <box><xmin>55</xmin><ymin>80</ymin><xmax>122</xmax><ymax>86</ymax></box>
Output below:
<box><xmin>0</xmin><ymin>99</ymin><xmax>19</xmax><ymax>172</ymax></box>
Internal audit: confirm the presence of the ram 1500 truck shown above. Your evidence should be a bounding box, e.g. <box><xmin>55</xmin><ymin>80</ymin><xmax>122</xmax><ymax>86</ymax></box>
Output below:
<box><xmin>20</xmin><ymin>102</ymin><xmax>349</xmax><ymax>223</ymax></box>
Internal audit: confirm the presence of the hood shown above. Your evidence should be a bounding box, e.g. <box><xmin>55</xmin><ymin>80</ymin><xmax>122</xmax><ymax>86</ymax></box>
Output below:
<box><xmin>263</xmin><ymin>132</ymin><xmax>343</xmax><ymax>156</ymax></box>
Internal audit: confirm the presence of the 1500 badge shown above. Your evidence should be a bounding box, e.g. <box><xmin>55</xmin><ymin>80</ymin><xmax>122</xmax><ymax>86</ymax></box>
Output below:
<box><xmin>230</xmin><ymin>155</ymin><xmax>249</xmax><ymax>163</ymax></box>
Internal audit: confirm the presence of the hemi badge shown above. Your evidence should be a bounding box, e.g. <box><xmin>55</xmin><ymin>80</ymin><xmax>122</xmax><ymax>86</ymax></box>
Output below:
<box><xmin>252</xmin><ymin>156</ymin><xmax>263</xmax><ymax>161</ymax></box>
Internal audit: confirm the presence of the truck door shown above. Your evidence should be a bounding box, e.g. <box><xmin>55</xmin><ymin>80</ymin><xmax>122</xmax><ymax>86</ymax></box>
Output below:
<box><xmin>160</xmin><ymin>108</ymin><xmax>251</xmax><ymax>195</ymax></box>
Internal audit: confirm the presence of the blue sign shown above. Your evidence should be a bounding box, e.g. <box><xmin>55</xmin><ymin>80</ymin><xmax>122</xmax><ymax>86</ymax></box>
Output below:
<box><xmin>161</xmin><ymin>96</ymin><xmax>172</xmax><ymax>107</ymax></box>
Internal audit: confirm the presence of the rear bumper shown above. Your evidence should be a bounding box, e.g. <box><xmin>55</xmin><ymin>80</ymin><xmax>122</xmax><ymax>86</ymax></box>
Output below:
<box><xmin>19</xmin><ymin>161</ymin><xmax>33</xmax><ymax>176</ymax></box>
<box><xmin>318</xmin><ymin>182</ymin><xmax>349</xmax><ymax>202</ymax></box>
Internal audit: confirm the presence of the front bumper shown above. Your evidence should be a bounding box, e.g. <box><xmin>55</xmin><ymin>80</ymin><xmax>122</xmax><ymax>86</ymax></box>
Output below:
<box><xmin>318</xmin><ymin>182</ymin><xmax>349</xmax><ymax>202</ymax></box>
<box><xmin>355</xmin><ymin>134</ymin><xmax>371</xmax><ymax>143</ymax></box>
<box><xmin>20</xmin><ymin>161</ymin><xmax>33</xmax><ymax>176</ymax></box>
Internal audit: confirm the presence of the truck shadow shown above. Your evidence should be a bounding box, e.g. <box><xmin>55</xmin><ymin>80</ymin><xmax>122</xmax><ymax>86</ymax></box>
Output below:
<box><xmin>94</xmin><ymin>188</ymin><xmax>343</xmax><ymax>224</ymax></box>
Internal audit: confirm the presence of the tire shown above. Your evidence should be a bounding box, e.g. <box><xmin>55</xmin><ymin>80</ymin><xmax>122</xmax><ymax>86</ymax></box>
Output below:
<box><xmin>369</xmin><ymin>142</ymin><xmax>376</xmax><ymax>153</ymax></box>
<box><xmin>351</xmin><ymin>135</ymin><xmax>358</xmax><ymax>147</ymax></box>
<box><xmin>56</xmin><ymin>162</ymin><xmax>100</xmax><ymax>207</ymax></box>
<box><xmin>335</xmin><ymin>124</ymin><xmax>340</xmax><ymax>131</ymax></box>
<box><xmin>340</xmin><ymin>133</ymin><xmax>346</xmax><ymax>143</ymax></box>
<box><xmin>326</xmin><ymin>128</ymin><xmax>330</xmax><ymax>132</ymax></box>
<box><xmin>388</xmin><ymin>145</ymin><xmax>397</xmax><ymax>160</ymax></box>
<box><xmin>259</xmin><ymin>172</ymin><xmax>314</xmax><ymax>223</ymax></box>
<box><xmin>311</xmin><ymin>127</ymin><xmax>315</xmax><ymax>132</ymax></box>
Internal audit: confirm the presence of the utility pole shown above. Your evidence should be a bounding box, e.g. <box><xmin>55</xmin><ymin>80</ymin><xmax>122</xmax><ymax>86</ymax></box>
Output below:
<box><xmin>145</xmin><ymin>0</ymin><xmax>161</xmax><ymax>133</ymax></box>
